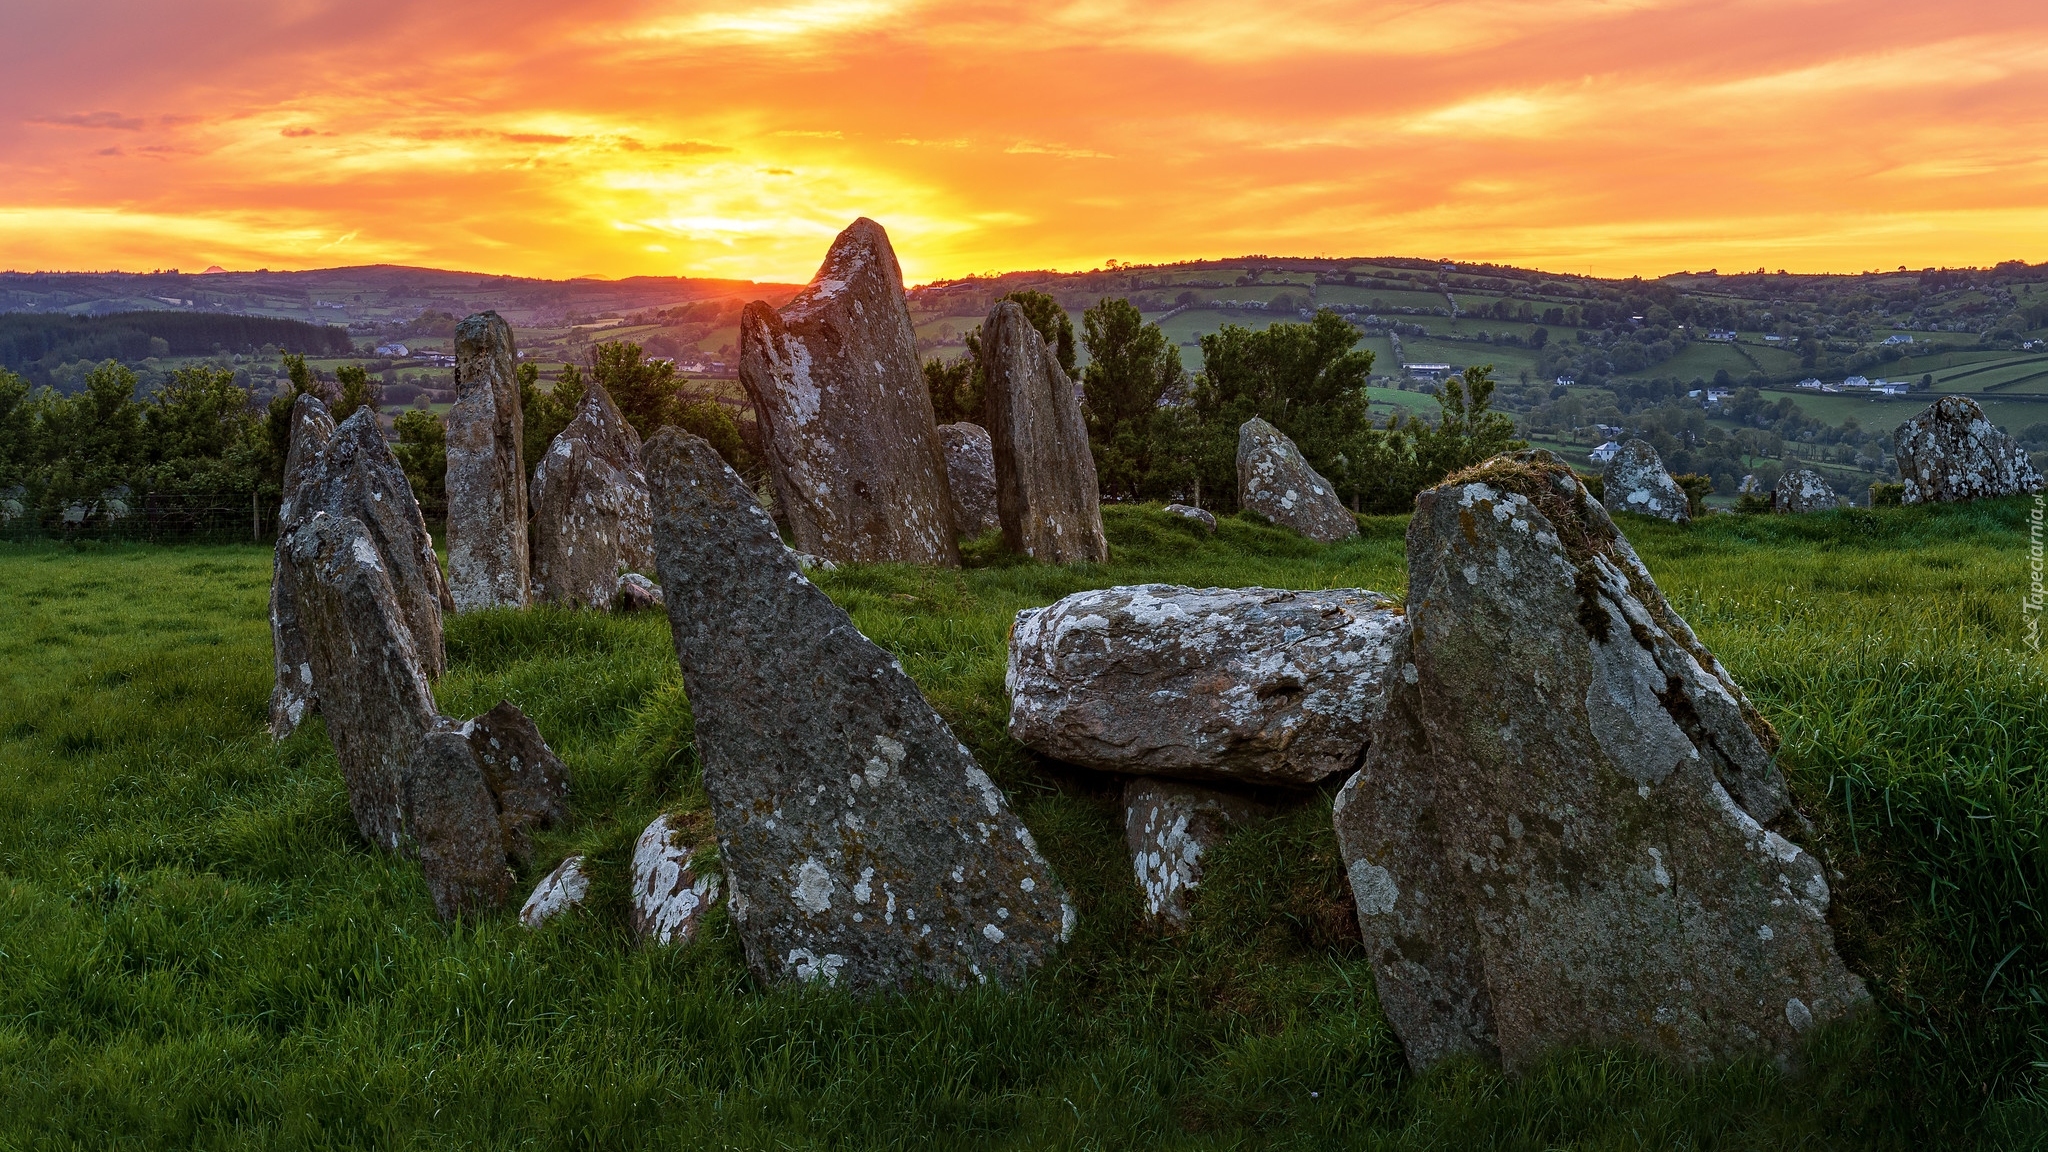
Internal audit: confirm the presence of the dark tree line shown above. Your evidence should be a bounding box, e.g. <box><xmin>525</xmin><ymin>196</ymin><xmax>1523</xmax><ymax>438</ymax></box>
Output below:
<box><xmin>0</xmin><ymin>312</ymin><xmax>354</xmax><ymax>385</ymax></box>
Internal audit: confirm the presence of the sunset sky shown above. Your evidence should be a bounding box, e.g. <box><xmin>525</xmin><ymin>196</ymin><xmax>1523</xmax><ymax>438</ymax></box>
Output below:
<box><xmin>4</xmin><ymin>0</ymin><xmax>2046</xmax><ymax>284</ymax></box>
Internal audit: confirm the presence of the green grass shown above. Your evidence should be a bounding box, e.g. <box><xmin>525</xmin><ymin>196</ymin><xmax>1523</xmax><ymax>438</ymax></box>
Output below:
<box><xmin>2</xmin><ymin>500</ymin><xmax>2047</xmax><ymax>1147</ymax></box>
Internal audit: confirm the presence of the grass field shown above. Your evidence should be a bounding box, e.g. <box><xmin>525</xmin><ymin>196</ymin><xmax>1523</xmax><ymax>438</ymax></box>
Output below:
<box><xmin>3</xmin><ymin>500</ymin><xmax>2048</xmax><ymax>1147</ymax></box>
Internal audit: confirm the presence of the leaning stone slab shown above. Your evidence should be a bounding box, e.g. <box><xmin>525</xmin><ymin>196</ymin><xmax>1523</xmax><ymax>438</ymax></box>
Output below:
<box><xmin>1601</xmin><ymin>439</ymin><xmax>1690</xmax><ymax>523</ymax></box>
<box><xmin>288</xmin><ymin>408</ymin><xmax>448</xmax><ymax>678</ymax></box>
<box><xmin>464</xmin><ymin>701</ymin><xmax>570</xmax><ymax>864</ymax></box>
<box><xmin>1007</xmin><ymin>585</ymin><xmax>1402</xmax><ymax>786</ymax></box>
<box><xmin>1774</xmin><ymin>467</ymin><xmax>1840</xmax><ymax>514</ymax></box>
<box><xmin>1236</xmin><ymin>418</ymin><xmax>1357</xmax><ymax>542</ymax></box>
<box><xmin>1334</xmin><ymin>451</ymin><xmax>1867</xmax><ymax>1072</ymax></box>
<box><xmin>401</xmin><ymin>725</ymin><xmax>512</xmax><ymax>921</ymax></box>
<box><xmin>283</xmin><ymin>512</ymin><xmax>439</xmax><ymax>852</ymax></box>
<box><xmin>269</xmin><ymin>393</ymin><xmax>336</xmax><ymax>739</ymax></box>
<box><xmin>521</xmin><ymin>855</ymin><xmax>590</xmax><ymax>927</ymax></box>
<box><xmin>981</xmin><ymin>301</ymin><xmax>1109</xmax><ymax>564</ymax></box>
<box><xmin>630</xmin><ymin>814</ymin><xmax>723</xmax><ymax>946</ymax></box>
<box><xmin>530</xmin><ymin>380</ymin><xmax>653</xmax><ymax>609</ymax></box>
<box><xmin>738</xmin><ymin>218</ymin><xmax>958</xmax><ymax>567</ymax></box>
<box><xmin>446</xmin><ymin>311</ymin><xmax>530</xmax><ymax>610</ymax></box>
<box><xmin>1124</xmin><ymin>778</ymin><xmax>1265</xmax><ymax>922</ymax></box>
<box><xmin>1895</xmin><ymin>394</ymin><xmax>2045</xmax><ymax>504</ymax></box>
<box><xmin>646</xmin><ymin>427</ymin><xmax>1073</xmax><ymax>990</ymax></box>
<box><xmin>939</xmin><ymin>422</ymin><xmax>1001</xmax><ymax>539</ymax></box>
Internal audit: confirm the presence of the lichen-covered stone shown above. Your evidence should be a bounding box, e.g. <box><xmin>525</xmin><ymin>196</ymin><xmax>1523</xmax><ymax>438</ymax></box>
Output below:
<box><xmin>1600</xmin><ymin>439</ymin><xmax>1690</xmax><ymax>523</ymax></box>
<box><xmin>464</xmin><ymin>700</ymin><xmax>570</xmax><ymax>864</ymax></box>
<box><xmin>738</xmin><ymin>218</ymin><xmax>958</xmax><ymax>567</ymax></box>
<box><xmin>286</xmin><ymin>407</ymin><xmax>447</xmax><ymax>678</ymax></box>
<box><xmin>1164</xmin><ymin>504</ymin><xmax>1216</xmax><ymax>533</ymax></box>
<box><xmin>1773</xmin><ymin>467</ymin><xmax>1840</xmax><ymax>514</ymax></box>
<box><xmin>616</xmin><ymin>572</ymin><xmax>663</xmax><ymax>612</ymax></box>
<box><xmin>1895</xmin><ymin>395</ymin><xmax>2045</xmax><ymax>504</ymax></box>
<box><xmin>521</xmin><ymin>855</ymin><xmax>590</xmax><ymax>927</ymax></box>
<box><xmin>283</xmin><ymin>512</ymin><xmax>439</xmax><ymax>852</ymax></box>
<box><xmin>629</xmin><ymin>814</ymin><xmax>722</xmax><ymax>946</ymax></box>
<box><xmin>645</xmin><ymin>427</ymin><xmax>1072</xmax><ymax>990</ymax></box>
<box><xmin>401</xmin><ymin>726</ymin><xmax>512</xmax><ymax>920</ymax></box>
<box><xmin>1124</xmin><ymin>778</ymin><xmax>1265</xmax><ymax>922</ymax></box>
<box><xmin>446</xmin><ymin>311</ymin><xmax>530</xmax><ymax>610</ymax></box>
<box><xmin>1334</xmin><ymin>452</ymin><xmax>1866</xmax><ymax>1071</ymax></box>
<box><xmin>1236</xmin><ymin>419</ymin><xmax>1357</xmax><ymax>542</ymax></box>
<box><xmin>939</xmin><ymin>421</ymin><xmax>1001</xmax><ymax>539</ymax></box>
<box><xmin>981</xmin><ymin>302</ymin><xmax>1109</xmax><ymax>564</ymax></box>
<box><xmin>268</xmin><ymin>393</ymin><xmax>336</xmax><ymax>739</ymax></box>
<box><xmin>529</xmin><ymin>380</ymin><xmax>653</xmax><ymax>609</ymax></box>
<box><xmin>1008</xmin><ymin>585</ymin><xmax>1402</xmax><ymax>786</ymax></box>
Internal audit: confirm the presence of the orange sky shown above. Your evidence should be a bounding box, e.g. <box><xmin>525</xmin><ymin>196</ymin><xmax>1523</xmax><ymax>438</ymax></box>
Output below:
<box><xmin>4</xmin><ymin>0</ymin><xmax>2046</xmax><ymax>284</ymax></box>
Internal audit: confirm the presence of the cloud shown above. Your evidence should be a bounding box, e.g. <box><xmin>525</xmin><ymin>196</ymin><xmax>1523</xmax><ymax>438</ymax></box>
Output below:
<box><xmin>32</xmin><ymin>110</ymin><xmax>144</xmax><ymax>131</ymax></box>
<box><xmin>1004</xmin><ymin>141</ymin><xmax>1114</xmax><ymax>160</ymax></box>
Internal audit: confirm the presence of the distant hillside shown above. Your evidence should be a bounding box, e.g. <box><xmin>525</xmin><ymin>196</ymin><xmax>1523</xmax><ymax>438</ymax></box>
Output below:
<box><xmin>0</xmin><ymin>265</ymin><xmax>803</xmax><ymax>331</ymax></box>
<box><xmin>0</xmin><ymin>312</ymin><xmax>354</xmax><ymax>385</ymax></box>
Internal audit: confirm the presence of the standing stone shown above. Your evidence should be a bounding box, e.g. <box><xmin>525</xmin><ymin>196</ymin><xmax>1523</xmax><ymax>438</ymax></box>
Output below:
<box><xmin>1737</xmin><ymin>473</ymin><xmax>1763</xmax><ymax>496</ymax></box>
<box><xmin>1007</xmin><ymin>585</ymin><xmax>1403</xmax><ymax>786</ymax></box>
<box><xmin>1600</xmin><ymin>439</ymin><xmax>1691</xmax><ymax>523</ymax></box>
<box><xmin>521</xmin><ymin>855</ymin><xmax>590</xmax><ymax>927</ymax></box>
<box><xmin>1895</xmin><ymin>394</ymin><xmax>2045</xmax><ymax>504</ymax></box>
<box><xmin>269</xmin><ymin>393</ymin><xmax>336</xmax><ymax>739</ymax></box>
<box><xmin>1333</xmin><ymin>451</ymin><xmax>1866</xmax><ymax>1071</ymax></box>
<box><xmin>1774</xmin><ymin>467</ymin><xmax>1840</xmax><ymax>514</ymax></box>
<box><xmin>446</xmin><ymin>311</ymin><xmax>530</xmax><ymax>610</ymax></box>
<box><xmin>938</xmin><ymin>422</ymin><xmax>1001</xmax><ymax>539</ymax></box>
<box><xmin>529</xmin><ymin>380</ymin><xmax>653</xmax><ymax>609</ymax></box>
<box><xmin>464</xmin><ymin>701</ymin><xmax>570</xmax><ymax>864</ymax></box>
<box><xmin>283</xmin><ymin>512</ymin><xmax>439</xmax><ymax>852</ymax></box>
<box><xmin>288</xmin><ymin>408</ymin><xmax>448</xmax><ymax>677</ymax></box>
<box><xmin>738</xmin><ymin>218</ymin><xmax>958</xmax><ymax>567</ymax></box>
<box><xmin>630</xmin><ymin>814</ymin><xmax>723</xmax><ymax>946</ymax></box>
<box><xmin>646</xmin><ymin>427</ymin><xmax>1073</xmax><ymax>990</ymax></box>
<box><xmin>1164</xmin><ymin>504</ymin><xmax>1217</xmax><ymax>533</ymax></box>
<box><xmin>981</xmin><ymin>302</ymin><xmax>1109</xmax><ymax>564</ymax></box>
<box><xmin>1236</xmin><ymin>419</ymin><xmax>1357</xmax><ymax>542</ymax></box>
<box><xmin>401</xmin><ymin>726</ymin><xmax>512</xmax><ymax>920</ymax></box>
<box><xmin>1124</xmin><ymin>778</ymin><xmax>1265</xmax><ymax>922</ymax></box>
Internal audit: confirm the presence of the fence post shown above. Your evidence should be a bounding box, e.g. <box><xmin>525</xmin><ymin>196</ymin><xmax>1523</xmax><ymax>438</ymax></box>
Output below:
<box><xmin>252</xmin><ymin>491</ymin><xmax>259</xmax><ymax>542</ymax></box>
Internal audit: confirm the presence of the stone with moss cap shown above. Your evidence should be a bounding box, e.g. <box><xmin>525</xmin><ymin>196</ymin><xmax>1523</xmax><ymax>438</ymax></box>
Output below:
<box><xmin>644</xmin><ymin>425</ymin><xmax>1073</xmax><ymax>991</ymax></box>
<box><xmin>1335</xmin><ymin>449</ymin><xmax>1866</xmax><ymax>1071</ymax></box>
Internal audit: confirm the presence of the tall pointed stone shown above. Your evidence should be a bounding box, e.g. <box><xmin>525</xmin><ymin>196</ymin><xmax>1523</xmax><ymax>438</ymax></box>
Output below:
<box><xmin>1600</xmin><ymin>439</ymin><xmax>1690</xmax><ymax>523</ymax></box>
<box><xmin>1895</xmin><ymin>394</ymin><xmax>2045</xmax><ymax>504</ymax></box>
<box><xmin>981</xmin><ymin>301</ymin><xmax>1109</xmax><ymax>564</ymax></box>
<box><xmin>645</xmin><ymin>427</ymin><xmax>1072</xmax><ymax>991</ymax></box>
<box><xmin>283</xmin><ymin>511</ymin><xmax>440</xmax><ymax>852</ymax></box>
<box><xmin>447</xmin><ymin>310</ymin><xmax>530</xmax><ymax>609</ymax></box>
<box><xmin>286</xmin><ymin>408</ymin><xmax>446</xmax><ymax>678</ymax></box>
<box><xmin>938</xmin><ymin>422</ymin><xmax>1000</xmax><ymax>539</ymax></box>
<box><xmin>269</xmin><ymin>393</ymin><xmax>335</xmax><ymax>739</ymax></box>
<box><xmin>529</xmin><ymin>380</ymin><xmax>653</xmax><ymax>609</ymax></box>
<box><xmin>1333</xmin><ymin>451</ymin><xmax>1866</xmax><ymax>1072</ymax></box>
<box><xmin>738</xmin><ymin>218</ymin><xmax>958</xmax><ymax>567</ymax></box>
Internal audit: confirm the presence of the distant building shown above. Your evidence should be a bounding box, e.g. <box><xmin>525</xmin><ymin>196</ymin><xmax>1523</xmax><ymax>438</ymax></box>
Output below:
<box><xmin>374</xmin><ymin>342</ymin><xmax>410</xmax><ymax>358</ymax></box>
<box><xmin>1796</xmin><ymin>378</ymin><xmax>1824</xmax><ymax>389</ymax></box>
<box><xmin>1706</xmin><ymin>330</ymin><xmax>1738</xmax><ymax>342</ymax></box>
<box><xmin>1843</xmin><ymin>375</ymin><xmax>1871</xmax><ymax>389</ymax></box>
<box><xmin>1763</xmin><ymin>334</ymin><xmax>1784</xmax><ymax>343</ymax></box>
<box><xmin>1556</xmin><ymin>374</ymin><xmax>1577</xmax><ymax>387</ymax></box>
<box><xmin>1407</xmin><ymin>362</ymin><xmax>1453</xmax><ymax>378</ymax></box>
<box><xmin>1882</xmin><ymin>334</ymin><xmax>1915</xmax><ymax>345</ymax></box>
<box><xmin>1589</xmin><ymin>441</ymin><xmax>1622</xmax><ymax>465</ymax></box>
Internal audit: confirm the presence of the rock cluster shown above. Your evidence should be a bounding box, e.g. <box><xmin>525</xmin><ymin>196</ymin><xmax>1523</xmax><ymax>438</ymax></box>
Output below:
<box><xmin>1895</xmin><ymin>395</ymin><xmax>2044</xmax><ymax>504</ymax></box>
<box><xmin>1773</xmin><ymin>468</ymin><xmax>1840</xmax><ymax>514</ymax></box>
<box><xmin>1163</xmin><ymin>504</ymin><xmax>1216</xmax><ymax>533</ymax></box>
<box><xmin>938</xmin><ymin>422</ymin><xmax>1001</xmax><ymax>539</ymax></box>
<box><xmin>529</xmin><ymin>380</ymin><xmax>654</xmax><ymax>609</ymax></box>
<box><xmin>1332</xmin><ymin>452</ymin><xmax>1866</xmax><ymax>1070</ymax></box>
<box><xmin>1008</xmin><ymin>585</ymin><xmax>1402</xmax><ymax>786</ymax></box>
<box><xmin>981</xmin><ymin>301</ymin><xmax>1109</xmax><ymax>564</ymax></box>
<box><xmin>1236</xmin><ymin>419</ymin><xmax>1357</xmax><ymax>542</ymax></box>
<box><xmin>630</xmin><ymin>814</ymin><xmax>723</xmax><ymax>946</ymax></box>
<box><xmin>446</xmin><ymin>311</ymin><xmax>530</xmax><ymax>610</ymax></box>
<box><xmin>738</xmin><ymin>218</ymin><xmax>959</xmax><ymax>567</ymax></box>
<box><xmin>1600</xmin><ymin>439</ymin><xmax>1690</xmax><ymax>523</ymax></box>
<box><xmin>646</xmin><ymin>426</ymin><xmax>1073</xmax><ymax>990</ymax></box>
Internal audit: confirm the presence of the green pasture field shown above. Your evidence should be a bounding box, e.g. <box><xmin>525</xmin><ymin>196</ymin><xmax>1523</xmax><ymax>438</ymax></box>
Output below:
<box><xmin>1661</xmin><ymin>342</ymin><xmax>1758</xmax><ymax>382</ymax></box>
<box><xmin>3</xmin><ymin>500</ymin><xmax>2048</xmax><ymax>1147</ymax></box>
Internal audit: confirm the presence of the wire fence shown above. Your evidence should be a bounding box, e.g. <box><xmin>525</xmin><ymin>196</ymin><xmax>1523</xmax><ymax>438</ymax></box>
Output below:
<box><xmin>0</xmin><ymin>491</ymin><xmax>281</xmax><ymax>544</ymax></box>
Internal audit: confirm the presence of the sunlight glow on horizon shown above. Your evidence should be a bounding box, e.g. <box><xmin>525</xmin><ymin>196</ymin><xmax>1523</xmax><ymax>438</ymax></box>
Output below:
<box><xmin>3</xmin><ymin>0</ymin><xmax>2046</xmax><ymax>285</ymax></box>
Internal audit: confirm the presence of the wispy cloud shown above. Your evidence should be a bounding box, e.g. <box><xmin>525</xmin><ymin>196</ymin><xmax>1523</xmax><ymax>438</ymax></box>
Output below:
<box><xmin>32</xmin><ymin>110</ymin><xmax>144</xmax><ymax>131</ymax></box>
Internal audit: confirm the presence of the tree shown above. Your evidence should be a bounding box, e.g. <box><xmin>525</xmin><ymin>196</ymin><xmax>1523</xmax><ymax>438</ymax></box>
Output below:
<box><xmin>1410</xmin><ymin>366</ymin><xmax>1522</xmax><ymax>486</ymax></box>
<box><xmin>1189</xmin><ymin>310</ymin><xmax>1374</xmax><ymax>507</ymax></box>
<box><xmin>924</xmin><ymin>353</ymin><xmax>980</xmax><ymax>425</ymax></box>
<box><xmin>592</xmin><ymin>341</ymin><xmax>680</xmax><ymax>440</ymax></box>
<box><xmin>145</xmin><ymin>365</ymin><xmax>261</xmax><ymax>493</ymax></box>
<box><xmin>393</xmin><ymin>409</ymin><xmax>446</xmax><ymax>500</ymax></box>
<box><xmin>332</xmin><ymin>363</ymin><xmax>380</xmax><ymax>422</ymax></box>
<box><xmin>520</xmin><ymin>362</ymin><xmax>582</xmax><ymax>478</ymax></box>
<box><xmin>0</xmin><ymin>369</ymin><xmax>32</xmax><ymax>490</ymax></box>
<box><xmin>262</xmin><ymin>352</ymin><xmax>322</xmax><ymax>490</ymax></box>
<box><xmin>674</xmin><ymin>399</ymin><xmax>756</xmax><ymax>477</ymax></box>
<box><xmin>1080</xmin><ymin>298</ymin><xmax>1182</xmax><ymax>499</ymax></box>
<box><xmin>1003</xmin><ymin>290</ymin><xmax>1075</xmax><ymax>377</ymax></box>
